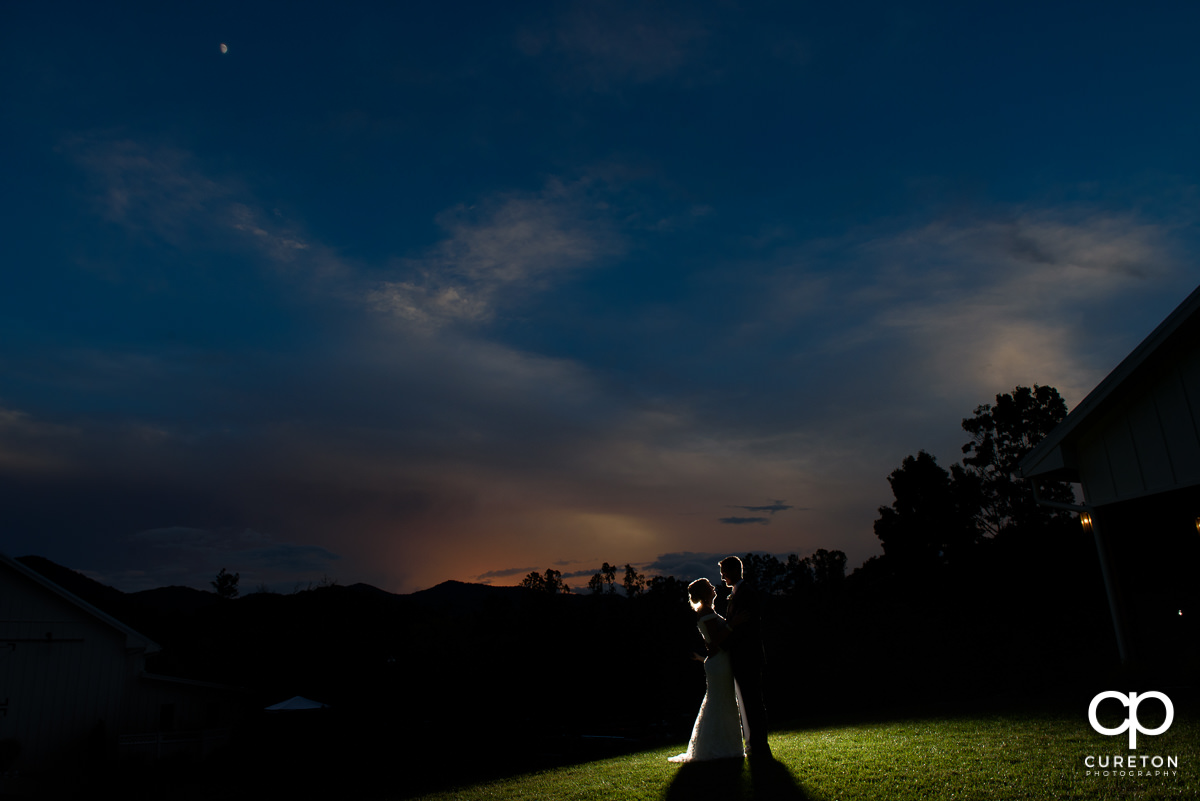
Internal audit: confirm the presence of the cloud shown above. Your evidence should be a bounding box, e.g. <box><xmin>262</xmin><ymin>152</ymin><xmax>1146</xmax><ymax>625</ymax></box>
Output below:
<box><xmin>71</xmin><ymin>138</ymin><xmax>231</xmax><ymax>241</ymax></box>
<box><xmin>475</xmin><ymin>566</ymin><xmax>539</xmax><ymax>581</ymax></box>
<box><xmin>861</xmin><ymin>210</ymin><xmax>1178</xmax><ymax>404</ymax></box>
<box><xmin>47</xmin><ymin>139</ymin><xmax>1196</xmax><ymax>596</ymax></box>
<box><xmin>643</xmin><ymin>552</ymin><xmax>733</xmax><ymax>585</ymax></box>
<box><xmin>69</xmin><ymin>137</ymin><xmax>350</xmax><ymax>284</ymax></box>
<box><xmin>132</xmin><ymin>526</ymin><xmax>221</xmax><ymax>550</ymax></box>
<box><xmin>59</xmin><ymin>141</ymin><xmax>650</xmax><ymax>511</ymax></box>
<box><xmin>516</xmin><ymin>2</ymin><xmax>709</xmax><ymax>89</ymax></box>
<box><xmin>558</xmin><ymin>567</ymin><xmax>604</xmax><ymax>580</ymax></box>
<box><xmin>728</xmin><ymin>500</ymin><xmax>795</xmax><ymax>515</ymax></box>
<box><xmin>0</xmin><ymin>405</ymin><xmax>79</xmax><ymax>473</ymax></box>
<box><xmin>229</xmin><ymin>203</ymin><xmax>317</xmax><ymax>267</ymax></box>
<box><xmin>753</xmin><ymin>206</ymin><xmax>1184</xmax><ymax>429</ymax></box>
<box><xmin>369</xmin><ymin>179</ymin><xmax>618</xmax><ymax>329</ymax></box>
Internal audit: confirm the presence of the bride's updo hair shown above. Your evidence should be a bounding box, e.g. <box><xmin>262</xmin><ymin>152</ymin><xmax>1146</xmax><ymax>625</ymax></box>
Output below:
<box><xmin>687</xmin><ymin>577</ymin><xmax>713</xmax><ymax>611</ymax></box>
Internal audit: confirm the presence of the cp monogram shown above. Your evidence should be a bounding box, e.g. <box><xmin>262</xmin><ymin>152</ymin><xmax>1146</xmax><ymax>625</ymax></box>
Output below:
<box><xmin>1088</xmin><ymin>691</ymin><xmax>1174</xmax><ymax>749</ymax></box>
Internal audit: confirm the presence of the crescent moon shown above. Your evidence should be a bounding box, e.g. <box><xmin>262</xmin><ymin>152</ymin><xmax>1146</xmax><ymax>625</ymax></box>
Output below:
<box><xmin>220</xmin><ymin>43</ymin><xmax>228</xmax><ymax>54</ymax></box>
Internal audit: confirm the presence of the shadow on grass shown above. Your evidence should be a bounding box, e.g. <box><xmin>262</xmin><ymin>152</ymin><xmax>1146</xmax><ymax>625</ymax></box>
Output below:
<box><xmin>749</xmin><ymin>756</ymin><xmax>814</xmax><ymax>800</ymax></box>
<box><xmin>664</xmin><ymin>756</ymin><xmax>812</xmax><ymax>801</ymax></box>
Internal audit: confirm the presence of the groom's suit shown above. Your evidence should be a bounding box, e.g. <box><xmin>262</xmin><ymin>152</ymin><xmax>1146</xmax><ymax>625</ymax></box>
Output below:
<box><xmin>725</xmin><ymin>579</ymin><xmax>769</xmax><ymax>756</ymax></box>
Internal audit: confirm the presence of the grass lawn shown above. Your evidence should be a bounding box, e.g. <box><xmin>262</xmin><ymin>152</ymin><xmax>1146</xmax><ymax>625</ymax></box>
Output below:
<box><xmin>401</xmin><ymin>711</ymin><xmax>1199</xmax><ymax>800</ymax></box>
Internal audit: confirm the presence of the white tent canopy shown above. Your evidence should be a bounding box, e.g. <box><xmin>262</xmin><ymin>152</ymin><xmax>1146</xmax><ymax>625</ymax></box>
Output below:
<box><xmin>265</xmin><ymin>695</ymin><xmax>329</xmax><ymax>711</ymax></box>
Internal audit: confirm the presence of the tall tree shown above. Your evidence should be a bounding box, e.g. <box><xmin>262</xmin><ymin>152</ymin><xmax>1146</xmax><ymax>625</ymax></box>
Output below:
<box><xmin>543</xmin><ymin>568</ymin><xmax>570</xmax><ymax>595</ymax></box>
<box><xmin>783</xmin><ymin>554</ymin><xmax>814</xmax><ymax>597</ymax></box>
<box><xmin>645</xmin><ymin>574</ymin><xmax>688</xmax><ymax>605</ymax></box>
<box><xmin>587</xmin><ymin>572</ymin><xmax>605</xmax><ymax>594</ymax></box>
<box><xmin>212</xmin><ymin>567</ymin><xmax>240</xmax><ymax>600</ymax></box>
<box><xmin>742</xmin><ymin>553</ymin><xmax>787</xmax><ymax>594</ymax></box>
<box><xmin>960</xmin><ymin>384</ymin><xmax>1076</xmax><ymax>537</ymax></box>
<box><xmin>874</xmin><ymin>451</ymin><xmax>980</xmax><ymax>569</ymax></box>
<box><xmin>623</xmin><ymin>564</ymin><xmax>645</xmax><ymax>598</ymax></box>
<box><xmin>810</xmin><ymin>549</ymin><xmax>847</xmax><ymax>585</ymax></box>
<box><xmin>519</xmin><ymin>571</ymin><xmax>545</xmax><ymax>592</ymax></box>
<box><xmin>601</xmin><ymin>562</ymin><xmax>618</xmax><ymax>594</ymax></box>
<box><xmin>520</xmin><ymin>568</ymin><xmax>570</xmax><ymax>594</ymax></box>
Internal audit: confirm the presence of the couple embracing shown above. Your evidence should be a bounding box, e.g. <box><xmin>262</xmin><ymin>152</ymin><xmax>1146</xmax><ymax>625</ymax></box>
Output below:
<box><xmin>669</xmin><ymin>555</ymin><xmax>771</xmax><ymax>763</ymax></box>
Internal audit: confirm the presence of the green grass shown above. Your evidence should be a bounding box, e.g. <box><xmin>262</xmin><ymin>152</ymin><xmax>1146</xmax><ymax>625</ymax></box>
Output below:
<box><xmin>401</xmin><ymin>712</ymin><xmax>1199</xmax><ymax>800</ymax></box>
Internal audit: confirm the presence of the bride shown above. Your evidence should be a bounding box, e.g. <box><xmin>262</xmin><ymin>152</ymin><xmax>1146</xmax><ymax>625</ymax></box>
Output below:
<box><xmin>668</xmin><ymin>578</ymin><xmax>747</xmax><ymax>762</ymax></box>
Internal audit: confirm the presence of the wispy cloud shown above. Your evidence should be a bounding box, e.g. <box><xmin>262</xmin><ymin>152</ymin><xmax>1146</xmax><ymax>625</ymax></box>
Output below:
<box><xmin>47</xmin><ymin>138</ymin><xmax>1198</xmax><ymax>595</ymax></box>
<box><xmin>758</xmin><ymin>206</ymin><xmax>1183</xmax><ymax>417</ymax></box>
<box><xmin>516</xmin><ymin>2</ymin><xmax>709</xmax><ymax>89</ymax></box>
<box><xmin>369</xmin><ymin>179</ymin><xmax>618</xmax><ymax>329</ymax></box>
<box><xmin>728</xmin><ymin>500</ymin><xmax>795</xmax><ymax>515</ymax></box>
<box><xmin>475</xmin><ymin>565</ymin><xmax>539</xmax><ymax>581</ymax></box>
<box><xmin>70</xmin><ymin>137</ymin><xmax>620</xmax><ymax>338</ymax></box>
<box><xmin>72</xmin><ymin>139</ymin><xmax>231</xmax><ymax>241</ymax></box>
<box><xmin>718</xmin><ymin>499</ymin><xmax>797</xmax><ymax>526</ymax></box>
<box><xmin>69</xmin><ymin>137</ymin><xmax>350</xmax><ymax>283</ymax></box>
<box><xmin>863</xmin><ymin>210</ymin><xmax>1177</xmax><ymax>404</ymax></box>
<box><xmin>558</xmin><ymin>567</ymin><xmax>603</xmax><ymax>580</ymax></box>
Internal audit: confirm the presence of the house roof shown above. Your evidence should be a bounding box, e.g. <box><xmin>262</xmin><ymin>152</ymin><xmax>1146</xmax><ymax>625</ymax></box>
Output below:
<box><xmin>0</xmin><ymin>550</ymin><xmax>161</xmax><ymax>654</ymax></box>
<box><xmin>1021</xmin><ymin>281</ymin><xmax>1200</xmax><ymax>481</ymax></box>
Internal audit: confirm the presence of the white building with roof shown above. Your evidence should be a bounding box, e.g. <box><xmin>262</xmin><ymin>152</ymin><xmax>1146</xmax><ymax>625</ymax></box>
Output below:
<box><xmin>1021</xmin><ymin>282</ymin><xmax>1200</xmax><ymax>666</ymax></box>
<box><xmin>0</xmin><ymin>551</ymin><xmax>239</xmax><ymax>771</ymax></box>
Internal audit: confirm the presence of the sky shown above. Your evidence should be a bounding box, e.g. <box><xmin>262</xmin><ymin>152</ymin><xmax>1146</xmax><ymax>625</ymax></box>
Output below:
<box><xmin>3</xmin><ymin>1</ymin><xmax>1199</xmax><ymax>595</ymax></box>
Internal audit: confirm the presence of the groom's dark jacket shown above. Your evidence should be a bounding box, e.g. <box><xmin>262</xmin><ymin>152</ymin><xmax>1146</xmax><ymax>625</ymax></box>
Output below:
<box><xmin>724</xmin><ymin>580</ymin><xmax>765</xmax><ymax>670</ymax></box>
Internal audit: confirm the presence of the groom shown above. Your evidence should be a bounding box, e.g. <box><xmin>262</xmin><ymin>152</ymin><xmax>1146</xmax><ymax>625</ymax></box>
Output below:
<box><xmin>719</xmin><ymin>555</ymin><xmax>770</xmax><ymax>759</ymax></box>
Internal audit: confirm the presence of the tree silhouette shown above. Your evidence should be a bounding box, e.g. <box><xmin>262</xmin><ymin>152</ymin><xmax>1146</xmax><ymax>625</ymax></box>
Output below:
<box><xmin>874</xmin><ymin>451</ymin><xmax>980</xmax><ymax>569</ymax></box>
<box><xmin>645</xmin><ymin>574</ymin><xmax>688</xmax><ymax>605</ymax></box>
<box><xmin>601</xmin><ymin>562</ymin><xmax>618</xmax><ymax>594</ymax></box>
<box><xmin>725</xmin><ymin>551</ymin><xmax>847</xmax><ymax>599</ymax></box>
<box><xmin>783</xmin><ymin>553</ymin><xmax>814</xmax><ymax>597</ymax></box>
<box><xmin>521</xmin><ymin>568</ymin><xmax>570</xmax><ymax>594</ymax></box>
<box><xmin>623</xmin><ymin>564</ymin><xmax>645</xmax><ymax>598</ymax></box>
<box><xmin>810</xmin><ymin>548</ymin><xmax>847</xmax><ymax>586</ymax></box>
<box><xmin>872</xmin><ymin>385</ymin><xmax>1079</xmax><ymax>574</ymax></box>
<box><xmin>520</xmin><ymin>571</ymin><xmax>545</xmax><ymax>591</ymax></box>
<box><xmin>961</xmin><ymin>384</ymin><xmax>1076</xmax><ymax>537</ymax></box>
<box><xmin>587</xmin><ymin>572</ymin><xmax>605</xmax><ymax>594</ymax></box>
<box><xmin>742</xmin><ymin>552</ymin><xmax>787</xmax><ymax>594</ymax></box>
<box><xmin>545</xmin><ymin>569</ymin><xmax>569</xmax><ymax>594</ymax></box>
<box><xmin>212</xmin><ymin>567</ymin><xmax>240</xmax><ymax>600</ymax></box>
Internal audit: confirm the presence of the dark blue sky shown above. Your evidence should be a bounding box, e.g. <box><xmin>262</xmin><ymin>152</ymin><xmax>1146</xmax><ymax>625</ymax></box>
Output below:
<box><xmin>3</xmin><ymin>1</ymin><xmax>1198</xmax><ymax>593</ymax></box>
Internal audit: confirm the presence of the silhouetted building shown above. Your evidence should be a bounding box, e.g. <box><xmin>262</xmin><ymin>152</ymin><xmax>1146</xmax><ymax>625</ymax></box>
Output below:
<box><xmin>1021</xmin><ymin>283</ymin><xmax>1200</xmax><ymax>668</ymax></box>
<box><xmin>0</xmin><ymin>551</ymin><xmax>238</xmax><ymax>770</ymax></box>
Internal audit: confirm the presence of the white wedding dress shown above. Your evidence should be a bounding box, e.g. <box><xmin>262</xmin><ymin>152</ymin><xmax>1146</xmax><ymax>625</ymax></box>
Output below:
<box><xmin>669</xmin><ymin>612</ymin><xmax>747</xmax><ymax>762</ymax></box>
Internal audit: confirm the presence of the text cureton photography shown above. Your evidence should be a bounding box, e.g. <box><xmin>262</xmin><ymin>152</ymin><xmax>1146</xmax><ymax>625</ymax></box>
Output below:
<box><xmin>1083</xmin><ymin>690</ymin><xmax>1184</xmax><ymax>780</ymax></box>
<box><xmin>1083</xmin><ymin>754</ymin><xmax>1180</xmax><ymax>778</ymax></box>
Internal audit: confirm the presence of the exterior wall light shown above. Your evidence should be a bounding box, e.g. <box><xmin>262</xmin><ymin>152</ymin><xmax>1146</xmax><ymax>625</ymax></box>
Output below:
<box><xmin>1081</xmin><ymin>512</ymin><xmax>1094</xmax><ymax>532</ymax></box>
